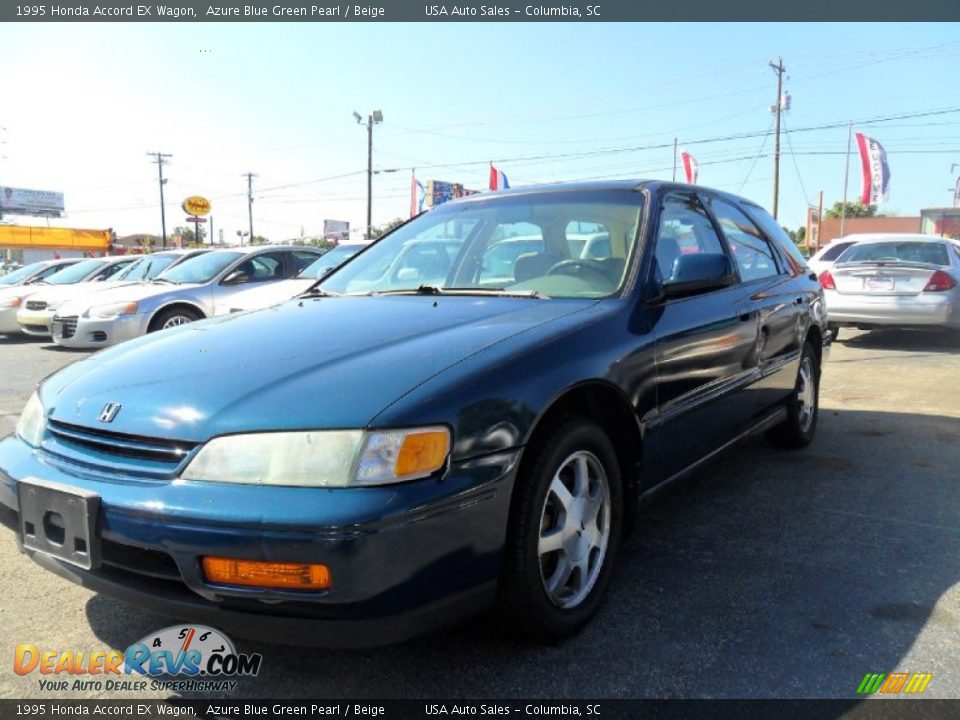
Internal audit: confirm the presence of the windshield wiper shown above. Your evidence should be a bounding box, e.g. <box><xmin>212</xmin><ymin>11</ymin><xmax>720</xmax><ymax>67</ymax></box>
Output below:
<box><xmin>298</xmin><ymin>287</ymin><xmax>340</xmax><ymax>298</ymax></box>
<box><xmin>151</xmin><ymin>277</ymin><xmax>178</xmax><ymax>284</ymax></box>
<box><xmin>373</xmin><ymin>285</ymin><xmax>545</xmax><ymax>298</ymax></box>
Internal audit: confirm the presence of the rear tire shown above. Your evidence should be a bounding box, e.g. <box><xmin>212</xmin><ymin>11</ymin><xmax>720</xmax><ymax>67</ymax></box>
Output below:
<box><xmin>150</xmin><ymin>307</ymin><xmax>202</xmax><ymax>332</ymax></box>
<box><xmin>499</xmin><ymin>415</ymin><xmax>623</xmax><ymax>642</ymax></box>
<box><xmin>766</xmin><ymin>341</ymin><xmax>820</xmax><ymax>449</ymax></box>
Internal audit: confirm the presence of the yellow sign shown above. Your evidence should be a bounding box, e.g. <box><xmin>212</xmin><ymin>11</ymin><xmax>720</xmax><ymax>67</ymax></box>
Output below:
<box><xmin>181</xmin><ymin>196</ymin><xmax>212</xmax><ymax>217</ymax></box>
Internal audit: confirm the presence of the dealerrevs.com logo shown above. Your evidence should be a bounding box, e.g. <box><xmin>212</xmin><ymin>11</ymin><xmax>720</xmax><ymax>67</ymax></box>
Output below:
<box><xmin>14</xmin><ymin>625</ymin><xmax>262</xmax><ymax>693</ymax></box>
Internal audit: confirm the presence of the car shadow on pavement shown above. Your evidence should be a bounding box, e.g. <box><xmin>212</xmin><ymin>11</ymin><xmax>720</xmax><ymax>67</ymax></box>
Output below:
<box><xmin>0</xmin><ymin>334</ymin><xmax>50</xmax><ymax>345</ymax></box>
<box><xmin>84</xmin><ymin>407</ymin><xmax>960</xmax><ymax>700</ymax></box>
<box><xmin>839</xmin><ymin>328</ymin><xmax>959</xmax><ymax>355</ymax></box>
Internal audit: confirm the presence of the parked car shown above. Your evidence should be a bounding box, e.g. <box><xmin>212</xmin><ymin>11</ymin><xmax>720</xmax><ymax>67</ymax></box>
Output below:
<box><xmin>216</xmin><ymin>242</ymin><xmax>367</xmax><ymax>315</ymax></box>
<box><xmin>50</xmin><ymin>245</ymin><xmax>323</xmax><ymax>348</ymax></box>
<box><xmin>1</xmin><ymin>257</ymin><xmax>134</xmax><ymax>337</ymax></box>
<box><xmin>1</xmin><ymin>181</ymin><xmax>827</xmax><ymax>647</ymax></box>
<box><xmin>15</xmin><ymin>250</ymin><xmax>208</xmax><ymax>338</ymax></box>
<box><xmin>0</xmin><ymin>258</ymin><xmax>81</xmax><ymax>288</ymax></box>
<box><xmin>806</xmin><ymin>238</ymin><xmax>860</xmax><ymax>278</ymax></box>
<box><xmin>819</xmin><ymin>234</ymin><xmax>960</xmax><ymax>340</ymax></box>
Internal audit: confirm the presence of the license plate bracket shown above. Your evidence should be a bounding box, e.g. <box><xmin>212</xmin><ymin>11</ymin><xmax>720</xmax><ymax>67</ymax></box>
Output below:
<box><xmin>18</xmin><ymin>478</ymin><xmax>100</xmax><ymax>570</ymax></box>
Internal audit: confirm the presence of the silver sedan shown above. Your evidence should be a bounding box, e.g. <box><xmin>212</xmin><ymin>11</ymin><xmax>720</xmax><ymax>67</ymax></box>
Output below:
<box><xmin>51</xmin><ymin>245</ymin><xmax>323</xmax><ymax>348</ymax></box>
<box><xmin>820</xmin><ymin>234</ymin><xmax>960</xmax><ymax>340</ymax></box>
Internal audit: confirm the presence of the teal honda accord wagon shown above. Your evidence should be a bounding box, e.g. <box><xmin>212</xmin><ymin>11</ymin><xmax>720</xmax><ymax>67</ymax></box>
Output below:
<box><xmin>0</xmin><ymin>181</ymin><xmax>828</xmax><ymax>646</ymax></box>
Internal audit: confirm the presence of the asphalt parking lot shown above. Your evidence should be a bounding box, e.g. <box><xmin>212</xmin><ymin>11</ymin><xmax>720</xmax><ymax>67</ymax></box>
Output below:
<box><xmin>0</xmin><ymin>329</ymin><xmax>958</xmax><ymax>700</ymax></box>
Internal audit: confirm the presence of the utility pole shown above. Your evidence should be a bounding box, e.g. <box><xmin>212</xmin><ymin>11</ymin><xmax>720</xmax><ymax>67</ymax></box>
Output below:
<box><xmin>840</xmin><ymin>122</ymin><xmax>853</xmax><ymax>237</ymax></box>
<box><xmin>354</xmin><ymin>110</ymin><xmax>383</xmax><ymax>239</ymax></box>
<box><xmin>244</xmin><ymin>172</ymin><xmax>256</xmax><ymax>245</ymax></box>
<box><xmin>147</xmin><ymin>152</ymin><xmax>172</xmax><ymax>248</ymax></box>
<box><xmin>209</xmin><ymin>215</ymin><xmax>214</xmax><ymax>246</ymax></box>
<box><xmin>769</xmin><ymin>57</ymin><xmax>785</xmax><ymax>220</ymax></box>
<box><xmin>672</xmin><ymin>137</ymin><xmax>678</xmax><ymax>182</ymax></box>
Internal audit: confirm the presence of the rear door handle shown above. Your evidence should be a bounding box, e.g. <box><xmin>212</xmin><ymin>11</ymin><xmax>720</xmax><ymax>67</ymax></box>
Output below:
<box><xmin>795</xmin><ymin>297</ymin><xmax>804</xmax><ymax>305</ymax></box>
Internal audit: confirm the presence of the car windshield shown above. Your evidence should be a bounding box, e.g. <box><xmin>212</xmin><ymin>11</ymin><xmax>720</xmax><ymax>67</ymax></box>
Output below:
<box><xmin>298</xmin><ymin>246</ymin><xmax>364</xmax><ymax>279</ymax></box>
<box><xmin>44</xmin><ymin>259</ymin><xmax>108</xmax><ymax>284</ymax></box>
<box><xmin>156</xmin><ymin>251</ymin><xmax>243</xmax><ymax>284</ymax></box>
<box><xmin>321</xmin><ymin>191</ymin><xmax>644</xmax><ymax>298</ymax></box>
<box><xmin>839</xmin><ymin>241</ymin><xmax>949</xmax><ymax>266</ymax></box>
<box><xmin>116</xmin><ymin>254</ymin><xmax>179</xmax><ymax>281</ymax></box>
<box><xmin>0</xmin><ymin>262</ymin><xmax>45</xmax><ymax>285</ymax></box>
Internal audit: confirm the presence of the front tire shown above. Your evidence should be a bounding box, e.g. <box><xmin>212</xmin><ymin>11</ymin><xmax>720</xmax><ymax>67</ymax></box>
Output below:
<box><xmin>766</xmin><ymin>341</ymin><xmax>820</xmax><ymax>448</ymax></box>
<box><xmin>150</xmin><ymin>307</ymin><xmax>202</xmax><ymax>332</ymax></box>
<box><xmin>499</xmin><ymin>415</ymin><xmax>623</xmax><ymax>641</ymax></box>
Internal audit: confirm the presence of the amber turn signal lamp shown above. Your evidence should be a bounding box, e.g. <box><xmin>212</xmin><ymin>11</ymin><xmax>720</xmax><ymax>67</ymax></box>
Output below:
<box><xmin>202</xmin><ymin>556</ymin><xmax>331</xmax><ymax>590</ymax></box>
<box><xmin>395</xmin><ymin>430</ymin><xmax>450</xmax><ymax>477</ymax></box>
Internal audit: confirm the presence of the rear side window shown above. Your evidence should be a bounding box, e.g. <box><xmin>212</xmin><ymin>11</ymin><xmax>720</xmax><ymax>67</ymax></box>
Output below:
<box><xmin>742</xmin><ymin>203</ymin><xmax>808</xmax><ymax>274</ymax></box>
<box><xmin>821</xmin><ymin>242</ymin><xmax>855</xmax><ymax>262</ymax></box>
<box><xmin>707</xmin><ymin>198</ymin><xmax>779</xmax><ymax>282</ymax></box>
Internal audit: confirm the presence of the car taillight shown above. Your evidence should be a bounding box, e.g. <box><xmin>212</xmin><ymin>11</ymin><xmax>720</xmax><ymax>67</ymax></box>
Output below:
<box><xmin>922</xmin><ymin>270</ymin><xmax>956</xmax><ymax>292</ymax></box>
<box><xmin>819</xmin><ymin>270</ymin><xmax>836</xmax><ymax>290</ymax></box>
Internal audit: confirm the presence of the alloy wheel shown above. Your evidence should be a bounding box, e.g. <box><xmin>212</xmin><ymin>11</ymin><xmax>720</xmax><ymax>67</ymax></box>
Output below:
<box><xmin>537</xmin><ymin>450</ymin><xmax>611</xmax><ymax>609</ymax></box>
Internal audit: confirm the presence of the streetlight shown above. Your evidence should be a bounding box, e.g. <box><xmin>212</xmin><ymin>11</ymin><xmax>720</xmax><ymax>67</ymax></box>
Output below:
<box><xmin>354</xmin><ymin>109</ymin><xmax>383</xmax><ymax>238</ymax></box>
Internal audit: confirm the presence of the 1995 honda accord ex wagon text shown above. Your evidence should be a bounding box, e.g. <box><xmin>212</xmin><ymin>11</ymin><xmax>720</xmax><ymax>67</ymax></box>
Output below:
<box><xmin>0</xmin><ymin>181</ymin><xmax>829</xmax><ymax>646</ymax></box>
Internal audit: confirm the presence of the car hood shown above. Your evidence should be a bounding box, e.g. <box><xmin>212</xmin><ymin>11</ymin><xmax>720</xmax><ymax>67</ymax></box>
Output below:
<box><xmin>221</xmin><ymin>279</ymin><xmax>313</xmax><ymax>313</ymax></box>
<box><xmin>57</xmin><ymin>281</ymin><xmax>202</xmax><ymax>314</ymax></box>
<box><xmin>42</xmin><ymin>295</ymin><xmax>592</xmax><ymax>441</ymax></box>
<box><xmin>21</xmin><ymin>280</ymin><xmax>137</xmax><ymax>306</ymax></box>
<box><xmin>0</xmin><ymin>284</ymin><xmax>45</xmax><ymax>303</ymax></box>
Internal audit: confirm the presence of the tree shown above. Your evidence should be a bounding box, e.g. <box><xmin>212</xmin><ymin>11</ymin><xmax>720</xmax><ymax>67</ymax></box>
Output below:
<box><xmin>172</xmin><ymin>225</ymin><xmax>206</xmax><ymax>245</ymax></box>
<box><xmin>825</xmin><ymin>201</ymin><xmax>877</xmax><ymax>219</ymax></box>
<box><xmin>250</xmin><ymin>235</ymin><xmax>270</xmax><ymax>246</ymax></box>
<box><xmin>365</xmin><ymin>217</ymin><xmax>405</xmax><ymax>240</ymax></box>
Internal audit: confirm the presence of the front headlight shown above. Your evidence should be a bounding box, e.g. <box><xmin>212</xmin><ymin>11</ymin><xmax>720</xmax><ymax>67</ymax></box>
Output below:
<box><xmin>15</xmin><ymin>392</ymin><xmax>46</xmax><ymax>448</ymax></box>
<box><xmin>88</xmin><ymin>301</ymin><xmax>139</xmax><ymax>319</ymax></box>
<box><xmin>181</xmin><ymin>426</ymin><xmax>450</xmax><ymax>487</ymax></box>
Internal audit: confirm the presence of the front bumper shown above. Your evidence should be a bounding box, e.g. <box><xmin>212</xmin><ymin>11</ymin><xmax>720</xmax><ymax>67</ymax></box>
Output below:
<box><xmin>0</xmin><ymin>435</ymin><xmax>519</xmax><ymax>646</ymax></box>
<box><xmin>0</xmin><ymin>306</ymin><xmax>23</xmax><ymax>334</ymax></box>
<box><xmin>825</xmin><ymin>290</ymin><xmax>960</xmax><ymax>328</ymax></box>
<box><xmin>16</xmin><ymin>309</ymin><xmax>55</xmax><ymax>336</ymax></box>
<box><xmin>52</xmin><ymin>312</ymin><xmax>147</xmax><ymax>348</ymax></box>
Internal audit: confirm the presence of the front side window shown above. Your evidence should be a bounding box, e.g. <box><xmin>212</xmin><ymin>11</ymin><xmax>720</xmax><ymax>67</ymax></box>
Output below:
<box><xmin>157</xmin><ymin>251</ymin><xmax>243</xmax><ymax>284</ymax></box>
<box><xmin>707</xmin><ymin>197</ymin><xmax>780</xmax><ymax>282</ymax></box>
<box><xmin>321</xmin><ymin>191</ymin><xmax>644</xmax><ymax>299</ymax></box>
<box><xmin>654</xmin><ymin>193</ymin><xmax>725</xmax><ymax>282</ymax></box>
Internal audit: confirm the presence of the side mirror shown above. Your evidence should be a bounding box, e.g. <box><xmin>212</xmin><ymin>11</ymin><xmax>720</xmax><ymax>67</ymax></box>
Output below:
<box><xmin>662</xmin><ymin>253</ymin><xmax>735</xmax><ymax>298</ymax></box>
<box><xmin>222</xmin><ymin>270</ymin><xmax>249</xmax><ymax>286</ymax></box>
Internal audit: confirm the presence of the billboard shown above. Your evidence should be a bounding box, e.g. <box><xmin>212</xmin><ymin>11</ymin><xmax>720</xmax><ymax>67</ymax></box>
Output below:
<box><xmin>323</xmin><ymin>219</ymin><xmax>350</xmax><ymax>243</ymax></box>
<box><xmin>0</xmin><ymin>186</ymin><xmax>65</xmax><ymax>217</ymax></box>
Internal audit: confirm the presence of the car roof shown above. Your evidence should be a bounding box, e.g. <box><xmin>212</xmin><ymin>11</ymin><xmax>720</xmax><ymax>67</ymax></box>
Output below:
<box><xmin>442</xmin><ymin>179</ymin><xmax>769</xmax><ymax>212</ymax></box>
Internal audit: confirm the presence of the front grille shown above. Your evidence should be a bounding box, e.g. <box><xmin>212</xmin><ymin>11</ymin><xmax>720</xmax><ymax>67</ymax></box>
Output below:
<box><xmin>90</xmin><ymin>331</ymin><xmax>107</xmax><ymax>342</ymax></box>
<box><xmin>47</xmin><ymin>419</ymin><xmax>198</xmax><ymax>465</ymax></box>
<box><xmin>25</xmin><ymin>300</ymin><xmax>47</xmax><ymax>311</ymax></box>
<box><xmin>57</xmin><ymin>315</ymin><xmax>78</xmax><ymax>339</ymax></box>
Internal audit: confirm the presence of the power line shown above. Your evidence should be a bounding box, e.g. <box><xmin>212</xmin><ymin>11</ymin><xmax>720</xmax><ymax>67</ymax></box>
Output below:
<box><xmin>781</xmin><ymin>115</ymin><xmax>811</xmax><ymax>207</ymax></box>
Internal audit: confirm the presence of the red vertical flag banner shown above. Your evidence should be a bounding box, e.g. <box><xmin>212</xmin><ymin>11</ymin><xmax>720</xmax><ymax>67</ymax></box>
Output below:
<box><xmin>855</xmin><ymin>132</ymin><xmax>891</xmax><ymax>205</ymax></box>
<box><xmin>679</xmin><ymin>149</ymin><xmax>698</xmax><ymax>185</ymax></box>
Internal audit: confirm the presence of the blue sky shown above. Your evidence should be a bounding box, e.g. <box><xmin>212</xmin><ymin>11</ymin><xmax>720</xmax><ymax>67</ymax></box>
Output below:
<box><xmin>1</xmin><ymin>22</ymin><xmax>958</xmax><ymax>241</ymax></box>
